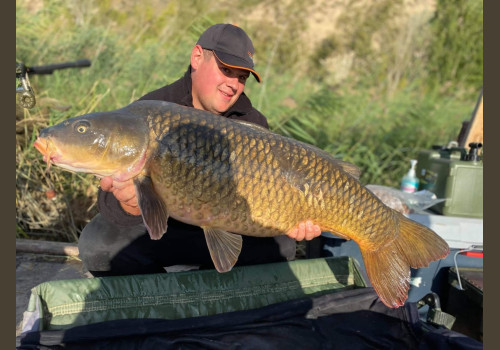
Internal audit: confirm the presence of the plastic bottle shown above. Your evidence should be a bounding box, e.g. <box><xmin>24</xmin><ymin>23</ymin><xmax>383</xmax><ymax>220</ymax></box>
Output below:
<box><xmin>401</xmin><ymin>159</ymin><xmax>419</xmax><ymax>193</ymax></box>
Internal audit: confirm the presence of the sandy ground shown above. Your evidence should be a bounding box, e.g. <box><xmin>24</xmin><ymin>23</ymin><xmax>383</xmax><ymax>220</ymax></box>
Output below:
<box><xmin>15</xmin><ymin>252</ymin><xmax>88</xmax><ymax>335</ymax></box>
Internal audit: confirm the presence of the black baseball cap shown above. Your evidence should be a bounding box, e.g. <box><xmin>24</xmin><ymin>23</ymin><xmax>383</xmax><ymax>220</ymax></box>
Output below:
<box><xmin>196</xmin><ymin>23</ymin><xmax>262</xmax><ymax>83</ymax></box>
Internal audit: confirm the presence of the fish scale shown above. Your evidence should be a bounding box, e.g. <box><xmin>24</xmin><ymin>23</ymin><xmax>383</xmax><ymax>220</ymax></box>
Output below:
<box><xmin>34</xmin><ymin>100</ymin><xmax>449</xmax><ymax>308</ymax></box>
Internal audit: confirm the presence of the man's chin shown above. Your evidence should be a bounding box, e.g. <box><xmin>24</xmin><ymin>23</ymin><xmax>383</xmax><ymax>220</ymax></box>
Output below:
<box><xmin>212</xmin><ymin>102</ymin><xmax>234</xmax><ymax>115</ymax></box>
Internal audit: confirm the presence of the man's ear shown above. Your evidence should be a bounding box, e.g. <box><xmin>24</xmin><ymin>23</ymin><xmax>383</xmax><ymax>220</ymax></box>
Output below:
<box><xmin>190</xmin><ymin>45</ymin><xmax>204</xmax><ymax>70</ymax></box>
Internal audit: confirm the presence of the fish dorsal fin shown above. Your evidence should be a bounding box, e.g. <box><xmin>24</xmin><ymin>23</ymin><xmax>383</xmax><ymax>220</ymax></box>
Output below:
<box><xmin>334</xmin><ymin>159</ymin><xmax>361</xmax><ymax>180</ymax></box>
<box><xmin>134</xmin><ymin>176</ymin><xmax>169</xmax><ymax>240</ymax></box>
<box><xmin>232</xmin><ymin>119</ymin><xmax>271</xmax><ymax>133</ymax></box>
<box><xmin>202</xmin><ymin>227</ymin><xmax>243</xmax><ymax>273</ymax></box>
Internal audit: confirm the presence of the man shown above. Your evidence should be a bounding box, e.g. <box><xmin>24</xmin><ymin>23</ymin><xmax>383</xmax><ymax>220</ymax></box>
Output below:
<box><xmin>79</xmin><ymin>23</ymin><xmax>320</xmax><ymax>277</ymax></box>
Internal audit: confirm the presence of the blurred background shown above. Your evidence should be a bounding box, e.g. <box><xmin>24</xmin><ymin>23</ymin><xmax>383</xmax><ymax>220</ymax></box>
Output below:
<box><xmin>16</xmin><ymin>0</ymin><xmax>483</xmax><ymax>242</ymax></box>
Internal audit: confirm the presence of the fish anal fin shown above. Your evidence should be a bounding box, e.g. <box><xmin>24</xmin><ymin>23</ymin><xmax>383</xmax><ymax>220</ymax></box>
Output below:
<box><xmin>360</xmin><ymin>214</ymin><xmax>449</xmax><ymax>308</ymax></box>
<box><xmin>134</xmin><ymin>176</ymin><xmax>169</xmax><ymax>240</ymax></box>
<box><xmin>203</xmin><ymin>227</ymin><xmax>243</xmax><ymax>273</ymax></box>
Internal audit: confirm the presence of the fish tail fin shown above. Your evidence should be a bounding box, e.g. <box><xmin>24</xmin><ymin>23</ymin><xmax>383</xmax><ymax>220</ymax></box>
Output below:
<box><xmin>360</xmin><ymin>214</ymin><xmax>450</xmax><ymax>308</ymax></box>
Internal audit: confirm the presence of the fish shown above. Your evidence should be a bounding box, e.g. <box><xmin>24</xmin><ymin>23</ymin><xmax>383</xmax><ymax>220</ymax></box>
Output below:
<box><xmin>34</xmin><ymin>100</ymin><xmax>449</xmax><ymax>308</ymax></box>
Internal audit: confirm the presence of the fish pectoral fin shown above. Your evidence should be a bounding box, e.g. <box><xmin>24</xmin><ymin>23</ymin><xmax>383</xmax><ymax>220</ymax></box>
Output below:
<box><xmin>134</xmin><ymin>176</ymin><xmax>169</xmax><ymax>240</ymax></box>
<box><xmin>202</xmin><ymin>227</ymin><xmax>243</xmax><ymax>273</ymax></box>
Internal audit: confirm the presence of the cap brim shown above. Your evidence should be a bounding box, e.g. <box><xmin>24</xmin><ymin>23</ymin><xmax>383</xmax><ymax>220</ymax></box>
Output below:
<box><xmin>213</xmin><ymin>51</ymin><xmax>262</xmax><ymax>83</ymax></box>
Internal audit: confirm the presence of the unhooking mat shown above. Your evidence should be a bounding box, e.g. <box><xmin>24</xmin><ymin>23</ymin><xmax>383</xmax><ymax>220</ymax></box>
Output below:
<box><xmin>19</xmin><ymin>256</ymin><xmax>366</xmax><ymax>333</ymax></box>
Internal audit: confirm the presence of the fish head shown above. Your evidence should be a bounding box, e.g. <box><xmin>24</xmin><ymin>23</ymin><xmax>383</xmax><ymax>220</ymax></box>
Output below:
<box><xmin>34</xmin><ymin>110</ymin><xmax>150</xmax><ymax>180</ymax></box>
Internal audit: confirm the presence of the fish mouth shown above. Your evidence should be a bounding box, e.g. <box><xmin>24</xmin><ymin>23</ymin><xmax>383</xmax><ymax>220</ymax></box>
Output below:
<box><xmin>34</xmin><ymin>137</ymin><xmax>57</xmax><ymax>171</ymax></box>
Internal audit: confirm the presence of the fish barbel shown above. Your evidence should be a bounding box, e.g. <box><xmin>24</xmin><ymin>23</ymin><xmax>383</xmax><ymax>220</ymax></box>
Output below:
<box><xmin>34</xmin><ymin>100</ymin><xmax>449</xmax><ymax>308</ymax></box>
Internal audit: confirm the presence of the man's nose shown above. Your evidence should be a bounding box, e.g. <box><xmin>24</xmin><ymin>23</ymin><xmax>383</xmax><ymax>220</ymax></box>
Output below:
<box><xmin>225</xmin><ymin>75</ymin><xmax>239</xmax><ymax>90</ymax></box>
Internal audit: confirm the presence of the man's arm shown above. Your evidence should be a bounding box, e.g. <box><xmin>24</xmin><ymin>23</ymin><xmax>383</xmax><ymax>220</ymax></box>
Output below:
<box><xmin>96</xmin><ymin>180</ymin><xmax>143</xmax><ymax>229</ymax></box>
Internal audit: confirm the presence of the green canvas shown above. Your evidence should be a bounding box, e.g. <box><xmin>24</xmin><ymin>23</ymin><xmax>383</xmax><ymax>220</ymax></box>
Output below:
<box><xmin>20</xmin><ymin>256</ymin><xmax>366</xmax><ymax>332</ymax></box>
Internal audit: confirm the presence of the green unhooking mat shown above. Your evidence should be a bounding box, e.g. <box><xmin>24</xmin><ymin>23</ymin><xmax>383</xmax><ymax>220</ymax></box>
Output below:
<box><xmin>19</xmin><ymin>257</ymin><xmax>366</xmax><ymax>333</ymax></box>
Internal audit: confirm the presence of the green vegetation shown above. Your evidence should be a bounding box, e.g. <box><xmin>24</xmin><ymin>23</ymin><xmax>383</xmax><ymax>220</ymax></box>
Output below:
<box><xmin>16</xmin><ymin>0</ymin><xmax>482</xmax><ymax>241</ymax></box>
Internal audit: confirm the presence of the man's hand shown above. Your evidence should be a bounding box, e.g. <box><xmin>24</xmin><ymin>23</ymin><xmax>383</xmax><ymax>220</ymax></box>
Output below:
<box><xmin>100</xmin><ymin>176</ymin><xmax>141</xmax><ymax>216</ymax></box>
<box><xmin>287</xmin><ymin>221</ymin><xmax>321</xmax><ymax>241</ymax></box>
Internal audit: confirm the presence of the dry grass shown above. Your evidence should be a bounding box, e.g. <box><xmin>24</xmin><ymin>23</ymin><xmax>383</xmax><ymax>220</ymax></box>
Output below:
<box><xmin>16</xmin><ymin>103</ymin><xmax>98</xmax><ymax>242</ymax></box>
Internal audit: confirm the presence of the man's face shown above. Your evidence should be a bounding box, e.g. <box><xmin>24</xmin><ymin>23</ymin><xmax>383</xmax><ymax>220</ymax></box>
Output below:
<box><xmin>191</xmin><ymin>48</ymin><xmax>250</xmax><ymax>115</ymax></box>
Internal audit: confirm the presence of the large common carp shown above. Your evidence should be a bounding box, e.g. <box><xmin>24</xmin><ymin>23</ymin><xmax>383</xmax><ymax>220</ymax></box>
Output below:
<box><xmin>34</xmin><ymin>100</ymin><xmax>449</xmax><ymax>308</ymax></box>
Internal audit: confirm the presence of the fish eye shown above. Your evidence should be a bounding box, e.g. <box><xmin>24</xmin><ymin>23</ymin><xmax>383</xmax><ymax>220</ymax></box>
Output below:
<box><xmin>74</xmin><ymin>120</ymin><xmax>90</xmax><ymax>134</ymax></box>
